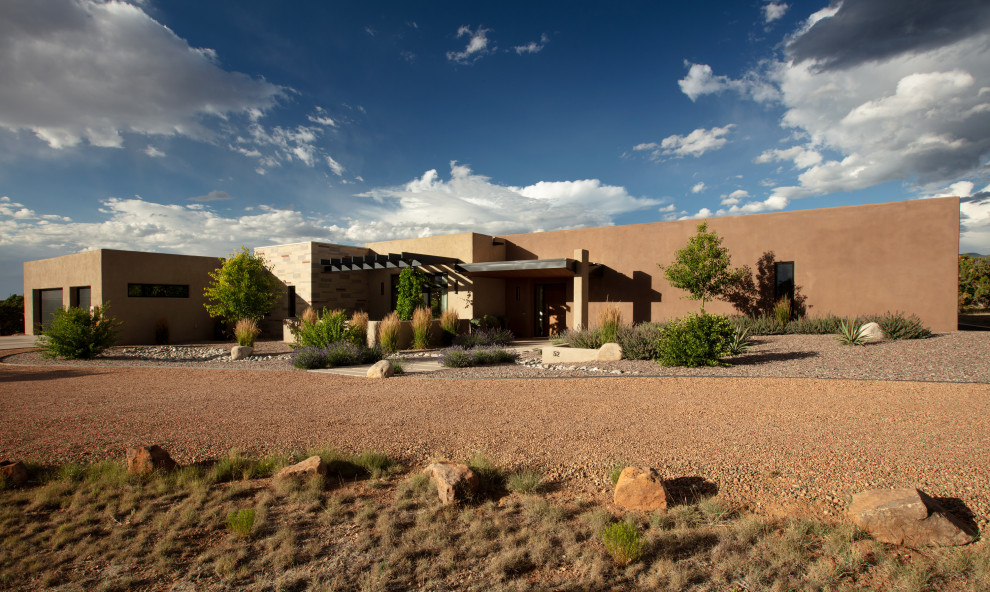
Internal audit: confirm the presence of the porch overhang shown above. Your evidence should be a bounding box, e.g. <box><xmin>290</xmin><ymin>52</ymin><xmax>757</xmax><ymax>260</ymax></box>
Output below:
<box><xmin>457</xmin><ymin>258</ymin><xmax>577</xmax><ymax>278</ymax></box>
<box><xmin>320</xmin><ymin>252</ymin><xmax>460</xmax><ymax>272</ymax></box>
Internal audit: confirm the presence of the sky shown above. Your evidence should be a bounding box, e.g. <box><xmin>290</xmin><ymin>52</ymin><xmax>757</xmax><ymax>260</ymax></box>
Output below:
<box><xmin>2</xmin><ymin>0</ymin><xmax>989</xmax><ymax>296</ymax></box>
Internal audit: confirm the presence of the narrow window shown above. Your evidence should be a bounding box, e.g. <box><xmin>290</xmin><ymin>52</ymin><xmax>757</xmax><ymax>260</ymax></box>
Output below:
<box><xmin>287</xmin><ymin>285</ymin><xmax>296</xmax><ymax>318</ymax></box>
<box><xmin>127</xmin><ymin>284</ymin><xmax>190</xmax><ymax>298</ymax></box>
<box><xmin>775</xmin><ymin>262</ymin><xmax>795</xmax><ymax>302</ymax></box>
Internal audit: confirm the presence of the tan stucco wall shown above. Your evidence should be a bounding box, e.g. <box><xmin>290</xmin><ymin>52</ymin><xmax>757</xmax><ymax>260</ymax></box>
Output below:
<box><xmin>25</xmin><ymin>249</ymin><xmax>220</xmax><ymax>344</ymax></box>
<box><xmin>500</xmin><ymin>197</ymin><xmax>959</xmax><ymax>333</ymax></box>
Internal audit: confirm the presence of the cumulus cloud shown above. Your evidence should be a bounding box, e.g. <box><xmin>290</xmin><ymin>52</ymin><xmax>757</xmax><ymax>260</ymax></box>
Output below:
<box><xmin>234</xmin><ymin>119</ymin><xmax>346</xmax><ymax>176</ymax></box>
<box><xmin>447</xmin><ymin>26</ymin><xmax>493</xmax><ymax>64</ymax></box>
<box><xmin>763</xmin><ymin>2</ymin><xmax>789</xmax><ymax>23</ymax></box>
<box><xmin>690</xmin><ymin>182</ymin><xmax>707</xmax><ymax>194</ymax></box>
<box><xmin>720</xmin><ymin>189</ymin><xmax>750</xmax><ymax>205</ymax></box>
<box><xmin>754</xmin><ymin>146</ymin><xmax>823</xmax><ymax>169</ymax></box>
<box><xmin>678</xmin><ymin>62</ymin><xmax>780</xmax><ymax>103</ymax></box>
<box><xmin>0</xmin><ymin>0</ymin><xmax>284</xmax><ymax>149</ymax></box>
<box><xmin>188</xmin><ymin>190</ymin><xmax>232</xmax><ymax>202</ymax></box>
<box><xmin>681</xmin><ymin>194</ymin><xmax>790</xmax><ymax>220</ymax></box>
<box><xmin>634</xmin><ymin>125</ymin><xmax>735</xmax><ymax>159</ymax></box>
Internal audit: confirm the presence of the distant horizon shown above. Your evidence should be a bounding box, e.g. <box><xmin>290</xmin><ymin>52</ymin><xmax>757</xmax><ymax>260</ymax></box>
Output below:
<box><xmin>2</xmin><ymin>0</ymin><xmax>989</xmax><ymax>296</ymax></box>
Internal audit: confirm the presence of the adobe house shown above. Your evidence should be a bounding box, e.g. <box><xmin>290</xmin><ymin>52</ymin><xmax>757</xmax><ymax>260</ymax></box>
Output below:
<box><xmin>24</xmin><ymin>197</ymin><xmax>960</xmax><ymax>343</ymax></box>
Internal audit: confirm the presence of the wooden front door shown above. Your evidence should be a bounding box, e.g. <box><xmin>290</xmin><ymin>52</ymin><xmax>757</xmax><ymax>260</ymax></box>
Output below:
<box><xmin>536</xmin><ymin>283</ymin><xmax>567</xmax><ymax>337</ymax></box>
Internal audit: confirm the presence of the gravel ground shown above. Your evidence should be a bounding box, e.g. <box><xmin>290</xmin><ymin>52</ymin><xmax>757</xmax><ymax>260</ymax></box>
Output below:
<box><xmin>2</xmin><ymin>332</ymin><xmax>990</xmax><ymax>536</ymax></box>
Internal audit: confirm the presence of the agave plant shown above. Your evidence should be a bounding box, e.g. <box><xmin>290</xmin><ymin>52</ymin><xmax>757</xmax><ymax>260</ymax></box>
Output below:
<box><xmin>727</xmin><ymin>326</ymin><xmax>752</xmax><ymax>355</ymax></box>
<box><xmin>837</xmin><ymin>319</ymin><xmax>868</xmax><ymax>346</ymax></box>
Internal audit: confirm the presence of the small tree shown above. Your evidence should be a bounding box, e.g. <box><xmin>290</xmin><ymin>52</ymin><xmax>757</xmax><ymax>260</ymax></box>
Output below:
<box><xmin>959</xmin><ymin>254</ymin><xmax>990</xmax><ymax>310</ymax></box>
<box><xmin>203</xmin><ymin>247</ymin><xmax>284</xmax><ymax>326</ymax></box>
<box><xmin>395</xmin><ymin>267</ymin><xmax>426</xmax><ymax>321</ymax></box>
<box><xmin>0</xmin><ymin>294</ymin><xmax>24</xmax><ymax>335</ymax></box>
<box><xmin>659</xmin><ymin>222</ymin><xmax>746</xmax><ymax>312</ymax></box>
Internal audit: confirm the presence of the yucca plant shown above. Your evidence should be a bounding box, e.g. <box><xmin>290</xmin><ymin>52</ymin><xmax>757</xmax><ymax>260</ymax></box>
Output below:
<box><xmin>599</xmin><ymin>520</ymin><xmax>643</xmax><ymax>566</ymax></box>
<box><xmin>597</xmin><ymin>301</ymin><xmax>623</xmax><ymax>344</ymax></box>
<box><xmin>378</xmin><ymin>312</ymin><xmax>401</xmax><ymax>353</ymax></box>
<box><xmin>234</xmin><ymin>318</ymin><xmax>260</xmax><ymax>347</ymax></box>
<box><xmin>727</xmin><ymin>326</ymin><xmax>752</xmax><ymax>355</ymax></box>
<box><xmin>411</xmin><ymin>306</ymin><xmax>432</xmax><ymax>349</ymax></box>
<box><xmin>837</xmin><ymin>319</ymin><xmax>868</xmax><ymax>346</ymax></box>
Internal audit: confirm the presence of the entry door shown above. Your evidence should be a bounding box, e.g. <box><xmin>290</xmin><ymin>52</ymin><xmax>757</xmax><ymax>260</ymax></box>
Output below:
<box><xmin>535</xmin><ymin>283</ymin><xmax>567</xmax><ymax>337</ymax></box>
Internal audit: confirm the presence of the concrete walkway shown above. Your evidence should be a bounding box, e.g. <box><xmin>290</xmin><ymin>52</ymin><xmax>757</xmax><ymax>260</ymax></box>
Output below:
<box><xmin>0</xmin><ymin>335</ymin><xmax>38</xmax><ymax>350</ymax></box>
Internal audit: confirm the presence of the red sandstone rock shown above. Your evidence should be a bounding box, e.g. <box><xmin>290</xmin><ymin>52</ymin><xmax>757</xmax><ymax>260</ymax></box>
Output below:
<box><xmin>848</xmin><ymin>488</ymin><xmax>976</xmax><ymax>547</ymax></box>
<box><xmin>1</xmin><ymin>460</ymin><xmax>29</xmax><ymax>486</ymax></box>
<box><xmin>125</xmin><ymin>445</ymin><xmax>177</xmax><ymax>475</ymax></box>
<box><xmin>425</xmin><ymin>462</ymin><xmax>479</xmax><ymax>504</ymax></box>
<box><xmin>275</xmin><ymin>455</ymin><xmax>327</xmax><ymax>481</ymax></box>
<box><xmin>614</xmin><ymin>466</ymin><xmax>669</xmax><ymax>511</ymax></box>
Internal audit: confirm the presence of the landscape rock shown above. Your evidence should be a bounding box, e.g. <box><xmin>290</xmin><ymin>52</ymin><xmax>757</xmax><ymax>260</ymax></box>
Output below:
<box><xmin>230</xmin><ymin>345</ymin><xmax>253</xmax><ymax>361</ymax></box>
<box><xmin>597</xmin><ymin>343</ymin><xmax>623</xmax><ymax>361</ymax></box>
<box><xmin>0</xmin><ymin>460</ymin><xmax>29</xmax><ymax>486</ymax></box>
<box><xmin>848</xmin><ymin>488</ymin><xmax>976</xmax><ymax>547</ymax></box>
<box><xmin>614</xmin><ymin>466</ymin><xmax>669</xmax><ymax>511</ymax></box>
<box><xmin>275</xmin><ymin>455</ymin><xmax>327</xmax><ymax>481</ymax></box>
<box><xmin>860</xmin><ymin>322</ymin><xmax>884</xmax><ymax>343</ymax></box>
<box><xmin>367</xmin><ymin>359</ymin><xmax>394</xmax><ymax>378</ymax></box>
<box><xmin>424</xmin><ymin>462</ymin><xmax>479</xmax><ymax>504</ymax></box>
<box><xmin>126</xmin><ymin>445</ymin><xmax>177</xmax><ymax>475</ymax></box>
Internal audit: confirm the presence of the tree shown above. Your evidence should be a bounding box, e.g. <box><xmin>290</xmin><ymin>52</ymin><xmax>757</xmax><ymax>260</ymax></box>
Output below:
<box><xmin>0</xmin><ymin>294</ymin><xmax>24</xmax><ymax>335</ymax></box>
<box><xmin>203</xmin><ymin>247</ymin><xmax>284</xmax><ymax>325</ymax></box>
<box><xmin>395</xmin><ymin>266</ymin><xmax>426</xmax><ymax>321</ymax></box>
<box><xmin>959</xmin><ymin>254</ymin><xmax>990</xmax><ymax>310</ymax></box>
<box><xmin>659</xmin><ymin>222</ymin><xmax>746</xmax><ymax>312</ymax></box>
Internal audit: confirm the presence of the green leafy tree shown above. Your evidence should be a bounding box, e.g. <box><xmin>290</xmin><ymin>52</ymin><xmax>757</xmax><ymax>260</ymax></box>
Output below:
<box><xmin>203</xmin><ymin>247</ymin><xmax>284</xmax><ymax>325</ymax></box>
<box><xmin>395</xmin><ymin>266</ymin><xmax>426</xmax><ymax>321</ymax></box>
<box><xmin>0</xmin><ymin>294</ymin><xmax>24</xmax><ymax>335</ymax></box>
<box><xmin>38</xmin><ymin>304</ymin><xmax>120</xmax><ymax>359</ymax></box>
<box><xmin>959</xmin><ymin>254</ymin><xmax>990</xmax><ymax>310</ymax></box>
<box><xmin>659</xmin><ymin>222</ymin><xmax>746</xmax><ymax>312</ymax></box>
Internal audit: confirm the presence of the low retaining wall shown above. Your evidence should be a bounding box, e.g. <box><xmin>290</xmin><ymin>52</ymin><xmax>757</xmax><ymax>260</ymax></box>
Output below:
<box><xmin>541</xmin><ymin>343</ymin><xmax>623</xmax><ymax>364</ymax></box>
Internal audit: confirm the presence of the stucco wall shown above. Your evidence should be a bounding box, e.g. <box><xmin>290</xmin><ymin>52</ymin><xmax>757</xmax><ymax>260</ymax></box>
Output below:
<box><xmin>24</xmin><ymin>250</ymin><xmax>103</xmax><ymax>334</ymax></box>
<box><xmin>499</xmin><ymin>197</ymin><xmax>959</xmax><ymax>333</ymax></box>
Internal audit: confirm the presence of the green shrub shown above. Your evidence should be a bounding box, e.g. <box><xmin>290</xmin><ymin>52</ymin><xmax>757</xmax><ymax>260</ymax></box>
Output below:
<box><xmin>506</xmin><ymin>469</ymin><xmax>543</xmax><ymax>494</ymax></box>
<box><xmin>293</xmin><ymin>308</ymin><xmax>362</xmax><ymax>349</ymax></box>
<box><xmin>617</xmin><ymin>323</ymin><xmax>666</xmax><ymax>360</ymax></box>
<box><xmin>860</xmin><ymin>311</ymin><xmax>932</xmax><ymax>340</ymax></box>
<box><xmin>395</xmin><ymin>267</ymin><xmax>426</xmax><ymax>321</ymax></box>
<box><xmin>390</xmin><ymin>358</ymin><xmax>404</xmax><ymax>374</ymax></box>
<box><xmin>226</xmin><ymin>508</ymin><xmax>256</xmax><ymax>537</ymax></box>
<box><xmin>38</xmin><ymin>304</ymin><xmax>120</xmax><ymax>359</ymax></box>
<box><xmin>439</xmin><ymin>346</ymin><xmax>518</xmax><ymax>367</ymax></box>
<box><xmin>555</xmin><ymin>327</ymin><xmax>604</xmax><ymax>349</ymax></box>
<box><xmin>599</xmin><ymin>520</ymin><xmax>643</xmax><ymax>566</ymax></box>
<box><xmin>411</xmin><ymin>306</ymin><xmax>432</xmax><ymax>349</ymax></box>
<box><xmin>0</xmin><ymin>293</ymin><xmax>24</xmax><ymax>336</ymax></box>
<box><xmin>656</xmin><ymin>312</ymin><xmax>735</xmax><ymax>367</ymax></box>
<box><xmin>453</xmin><ymin>328</ymin><xmax>514</xmax><ymax>348</ymax></box>
<box><xmin>234</xmin><ymin>318</ymin><xmax>259</xmax><ymax>347</ymax></box>
<box><xmin>785</xmin><ymin>315</ymin><xmax>843</xmax><ymax>334</ymax></box>
<box><xmin>837</xmin><ymin>320</ymin><xmax>868</xmax><ymax>346</ymax></box>
<box><xmin>291</xmin><ymin>346</ymin><xmax>326</xmax><ymax>369</ymax></box>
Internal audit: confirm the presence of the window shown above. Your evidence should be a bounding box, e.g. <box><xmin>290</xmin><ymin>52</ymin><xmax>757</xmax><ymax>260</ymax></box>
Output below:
<box><xmin>71</xmin><ymin>286</ymin><xmax>91</xmax><ymax>309</ymax></box>
<box><xmin>127</xmin><ymin>283</ymin><xmax>190</xmax><ymax>298</ymax></box>
<box><xmin>775</xmin><ymin>262</ymin><xmax>795</xmax><ymax>302</ymax></box>
<box><xmin>389</xmin><ymin>271</ymin><xmax>448</xmax><ymax>315</ymax></box>
<box><xmin>287</xmin><ymin>285</ymin><xmax>296</xmax><ymax>318</ymax></box>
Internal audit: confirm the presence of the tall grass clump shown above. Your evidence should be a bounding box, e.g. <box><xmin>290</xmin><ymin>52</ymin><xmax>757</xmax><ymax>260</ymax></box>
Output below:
<box><xmin>599</xmin><ymin>520</ymin><xmax>643</xmax><ymax>566</ymax></box>
<box><xmin>774</xmin><ymin>295</ymin><xmax>792</xmax><ymax>326</ymax></box>
<box><xmin>597</xmin><ymin>301</ymin><xmax>623</xmax><ymax>343</ymax></box>
<box><xmin>234</xmin><ymin>318</ymin><xmax>259</xmax><ymax>347</ymax></box>
<box><xmin>39</xmin><ymin>303</ymin><xmax>120</xmax><ymax>359</ymax></box>
<box><xmin>293</xmin><ymin>308</ymin><xmax>363</xmax><ymax>349</ymax></box>
<box><xmin>378</xmin><ymin>312</ymin><xmax>401</xmax><ymax>353</ymax></box>
<box><xmin>411</xmin><ymin>306</ymin><xmax>432</xmax><ymax>349</ymax></box>
<box><xmin>350</xmin><ymin>311</ymin><xmax>369</xmax><ymax>346</ymax></box>
<box><xmin>440</xmin><ymin>308</ymin><xmax>460</xmax><ymax>345</ymax></box>
<box><xmin>861</xmin><ymin>311</ymin><xmax>932</xmax><ymax>339</ymax></box>
<box><xmin>554</xmin><ymin>327</ymin><xmax>604</xmax><ymax>349</ymax></box>
<box><xmin>226</xmin><ymin>508</ymin><xmax>256</xmax><ymax>538</ymax></box>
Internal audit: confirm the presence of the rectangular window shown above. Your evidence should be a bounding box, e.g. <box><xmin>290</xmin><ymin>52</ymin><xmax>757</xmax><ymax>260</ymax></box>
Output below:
<box><xmin>390</xmin><ymin>272</ymin><xmax>448</xmax><ymax>315</ymax></box>
<box><xmin>127</xmin><ymin>283</ymin><xmax>190</xmax><ymax>298</ymax></box>
<box><xmin>775</xmin><ymin>262</ymin><xmax>795</xmax><ymax>302</ymax></box>
<box><xmin>287</xmin><ymin>285</ymin><xmax>296</xmax><ymax>318</ymax></box>
<box><xmin>70</xmin><ymin>286</ymin><xmax>91</xmax><ymax>309</ymax></box>
<box><xmin>38</xmin><ymin>288</ymin><xmax>63</xmax><ymax>330</ymax></box>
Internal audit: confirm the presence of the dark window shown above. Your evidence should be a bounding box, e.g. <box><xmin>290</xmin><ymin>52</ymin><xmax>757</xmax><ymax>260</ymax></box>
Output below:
<box><xmin>127</xmin><ymin>283</ymin><xmax>190</xmax><ymax>298</ymax></box>
<box><xmin>390</xmin><ymin>272</ymin><xmax>448</xmax><ymax>315</ymax></box>
<box><xmin>775</xmin><ymin>262</ymin><xmax>795</xmax><ymax>302</ymax></box>
<box><xmin>38</xmin><ymin>288</ymin><xmax>63</xmax><ymax>330</ymax></box>
<box><xmin>71</xmin><ymin>286</ymin><xmax>91</xmax><ymax>309</ymax></box>
<box><xmin>287</xmin><ymin>285</ymin><xmax>296</xmax><ymax>318</ymax></box>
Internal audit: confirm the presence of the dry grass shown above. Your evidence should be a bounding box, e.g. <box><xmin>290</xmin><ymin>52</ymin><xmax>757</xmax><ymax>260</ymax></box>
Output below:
<box><xmin>440</xmin><ymin>308</ymin><xmax>460</xmax><ymax>336</ymax></box>
<box><xmin>234</xmin><ymin>318</ymin><xmax>260</xmax><ymax>347</ymax></box>
<box><xmin>378</xmin><ymin>311</ymin><xmax>401</xmax><ymax>353</ymax></box>
<box><xmin>597</xmin><ymin>301</ymin><xmax>624</xmax><ymax>343</ymax></box>
<box><xmin>1</xmin><ymin>452</ymin><xmax>987</xmax><ymax>591</ymax></box>
<box><xmin>300</xmin><ymin>307</ymin><xmax>319</xmax><ymax>325</ymax></box>
<box><xmin>411</xmin><ymin>306</ymin><xmax>432</xmax><ymax>349</ymax></box>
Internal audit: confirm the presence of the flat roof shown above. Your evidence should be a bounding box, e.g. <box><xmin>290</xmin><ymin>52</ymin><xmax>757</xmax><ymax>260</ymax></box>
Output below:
<box><xmin>458</xmin><ymin>258</ymin><xmax>576</xmax><ymax>278</ymax></box>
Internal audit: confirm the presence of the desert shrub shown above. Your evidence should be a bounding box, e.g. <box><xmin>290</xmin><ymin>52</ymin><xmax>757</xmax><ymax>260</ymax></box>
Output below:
<box><xmin>774</xmin><ymin>295</ymin><xmax>792</xmax><ymax>326</ymax></box>
<box><xmin>350</xmin><ymin>311</ymin><xmax>369</xmax><ymax>346</ymax></box>
<box><xmin>292</xmin><ymin>308</ymin><xmax>363</xmax><ymax>349</ymax></box>
<box><xmin>731</xmin><ymin>314</ymin><xmax>786</xmax><ymax>336</ymax></box>
<box><xmin>554</xmin><ymin>327</ymin><xmax>604</xmax><ymax>349</ymax></box>
<box><xmin>301</xmin><ymin>307</ymin><xmax>319</xmax><ymax>325</ymax></box>
<box><xmin>378</xmin><ymin>311</ymin><xmax>401</xmax><ymax>353</ymax></box>
<box><xmin>291</xmin><ymin>346</ymin><xmax>327</xmax><ymax>369</ymax></box>
<box><xmin>439</xmin><ymin>345</ymin><xmax>518</xmax><ymax>367</ymax></box>
<box><xmin>786</xmin><ymin>315</ymin><xmax>844</xmax><ymax>334</ymax></box>
<box><xmin>226</xmin><ymin>508</ymin><xmax>255</xmax><ymax>537</ymax></box>
<box><xmin>656</xmin><ymin>312</ymin><xmax>735</xmax><ymax>367</ymax></box>
<box><xmin>39</xmin><ymin>304</ymin><xmax>120</xmax><ymax>360</ymax></box>
<box><xmin>837</xmin><ymin>320</ymin><xmax>868</xmax><ymax>346</ymax></box>
<box><xmin>727</xmin><ymin>326</ymin><xmax>752</xmax><ymax>355</ymax></box>
<box><xmin>323</xmin><ymin>341</ymin><xmax>361</xmax><ymax>366</ymax></box>
<box><xmin>597</xmin><ymin>302</ymin><xmax>623</xmax><ymax>343</ymax></box>
<box><xmin>154</xmin><ymin>317</ymin><xmax>170</xmax><ymax>345</ymax></box>
<box><xmin>440</xmin><ymin>308</ymin><xmax>460</xmax><ymax>345</ymax></box>
<box><xmin>617</xmin><ymin>322</ymin><xmax>666</xmax><ymax>360</ymax></box>
<box><xmin>860</xmin><ymin>311</ymin><xmax>932</xmax><ymax>340</ymax></box>
<box><xmin>411</xmin><ymin>306</ymin><xmax>432</xmax><ymax>349</ymax></box>
<box><xmin>454</xmin><ymin>327</ymin><xmax>514</xmax><ymax>348</ymax></box>
<box><xmin>599</xmin><ymin>520</ymin><xmax>643</xmax><ymax>566</ymax></box>
<box><xmin>506</xmin><ymin>469</ymin><xmax>543</xmax><ymax>494</ymax></box>
<box><xmin>234</xmin><ymin>318</ymin><xmax>259</xmax><ymax>347</ymax></box>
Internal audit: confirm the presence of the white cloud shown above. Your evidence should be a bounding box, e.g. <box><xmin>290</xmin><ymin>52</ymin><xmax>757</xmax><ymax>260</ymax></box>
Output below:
<box><xmin>326</xmin><ymin>155</ymin><xmax>345</xmax><ymax>177</ymax></box>
<box><xmin>678</xmin><ymin>62</ymin><xmax>780</xmax><ymax>103</ymax></box>
<box><xmin>690</xmin><ymin>182</ymin><xmax>707</xmax><ymax>194</ymax></box>
<box><xmin>763</xmin><ymin>2</ymin><xmax>789</xmax><ymax>23</ymax></box>
<box><xmin>635</xmin><ymin>125</ymin><xmax>735</xmax><ymax>159</ymax></box>
<box><xmin>234</xmin><ymin>122</ymin><xmax>344</xmax><ymax>175</ymax></box>
<box><xmin>188</xmin><ymin>190</ymin><xmax>232</xmax><ymax>202</ymax></box>
<box><xmin>720</xmin><ymin>189</ymin><xmax>750</xmax><ymax>205</ymax></box>
<box><xmin>681</xmin><ymin>194</ymin><xmax>790</xmax><ymax>220</ymax></box>
<box><xmin>0</xmin><ymin>0</ymin><xmax>283</xmax><ymax>149</ymax></box>
<box><xmin>754</xmin><ymin>146</ymin><xmax>823</xmax><ymax>169</ymax></box>
<box><xmin>144</xmin><ymin>146</ymin><xmax>165</xmax><ymax>158</ymax></box>
<box><xmin>514</xmin><ymin>34</ymin><xmax>549</xmax><ymax>55</ymax></box>
<box><xmin>447</xmin><ymin>26</ymin><xmax>493</xmax><ymax>64</ymax></box>
<box><xmin>307</xmin><ymin>107</ymin><xmax>337</xmax><ymax>127</ymax></box>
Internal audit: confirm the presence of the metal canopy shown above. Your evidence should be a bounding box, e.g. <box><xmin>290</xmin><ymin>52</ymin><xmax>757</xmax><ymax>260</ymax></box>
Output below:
<box><xmin>457</xmin><ymin>258</ymin><xmax>576</xmax><ymax>278</ymax></box>
<box><xmin>320</xmin><ymin>252</ymin><xmax>460</xmax><ymax>273</ymax></box>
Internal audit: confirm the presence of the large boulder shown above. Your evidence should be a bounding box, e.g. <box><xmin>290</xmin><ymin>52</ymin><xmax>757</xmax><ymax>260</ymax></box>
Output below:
<box><xmin>230</xmin><ymin>345</ymin><xmax>253</xmax><ymax>361</ymax></box>
<box><xmin>614</xmin><ymin>467</ymin><xmax>669</xmax><ymax>511</ymax></box>
<box><xmin>848</xmin><ymin>488</ymin><xmax>976</xmax><ymax>547</ymax></box>
<box><xmin>860</xmin><ymin>322</ymin><xmax>884</xmax><ymax>343</ymax></box>
<box><xmin>597</xmin><ymin>343</ymin><xmax>623</xmax><ymax>361</ymax></box>
<box><xmin>275</xmin><ymin>455</ymin><xmax>327</xmax><ymax>481</ymax></box>
<box><xmin>424</xmin><ymin>462</ymin><xmax>479</xmax><ymax>504</ymax></box>
<box><xmin>0</xmin><ymin>460</ymin><xmax>29</xmax><ymax>486</ymax></box>
<box><xmin>367</xmin><ymin>359</ymin><xmax>395</xmax><ymax>378</ymax></box>
<box><xmin>126</xmin><ymin>445</ymin><xmax>178</xmax><ymax>475</ymax></box>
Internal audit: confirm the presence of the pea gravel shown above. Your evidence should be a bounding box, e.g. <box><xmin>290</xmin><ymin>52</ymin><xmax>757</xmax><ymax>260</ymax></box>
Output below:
<box><xmin>2</xmin><ymin>332</ymin><xmax>988</xmax><ymax>533</ymax></box>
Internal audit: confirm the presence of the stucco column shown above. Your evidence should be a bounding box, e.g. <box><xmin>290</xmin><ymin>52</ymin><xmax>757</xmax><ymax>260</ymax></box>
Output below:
<box><xmin>573</xmin><ymin>248</ymin><xmax>589</xmax><ymax>330</ymax></box>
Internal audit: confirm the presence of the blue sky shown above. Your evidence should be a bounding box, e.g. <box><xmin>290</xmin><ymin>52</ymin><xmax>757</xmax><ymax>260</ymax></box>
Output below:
<box><xmin>2</xmin><ymin>0</ymin><xmax>989</xmax><ymax>296</ymax></box>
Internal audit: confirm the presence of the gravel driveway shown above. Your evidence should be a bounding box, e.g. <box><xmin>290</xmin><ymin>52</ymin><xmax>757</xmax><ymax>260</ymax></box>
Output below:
<box><xmin>2</xmin><ymin>332</ymin><xmax>989</xmax><ymax>535</ymax></box>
